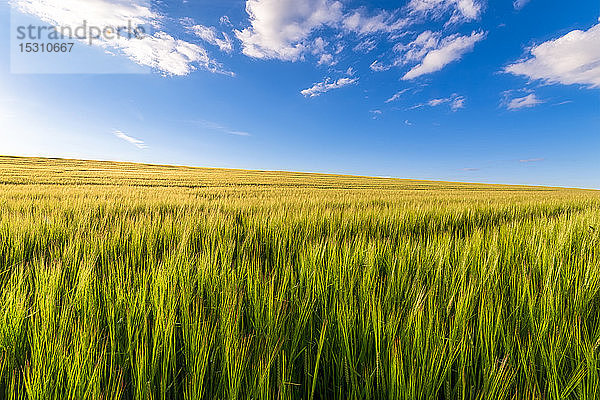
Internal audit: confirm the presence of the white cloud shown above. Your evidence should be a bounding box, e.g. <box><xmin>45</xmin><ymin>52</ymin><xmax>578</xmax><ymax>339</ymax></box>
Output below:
<box><xmin>373</xmin><ymin>30</ymin><xmax>484</xmax><ymax>77</ymax></box>
<box><xmin>12</xmin><ymin>0</ymin><xmax>158</xmax><ymax>29</ymax></box>
<box><xmin>553</xmin><ymin>100</ymin><xmax>573</xmax><ymax>106</ymax></box>
<box><xmin>234</xmin><ymin>0</ymin><xmax>487</xmax><ymax>82</ymax></box>
<box><xmin>505</xmin><ymin>23</ymin><xmax>600</xmax><ymax>88</ymax></box>
<box><xmin>513</xmin><ymin>0</ymin><xmax>530</xmax><ymax>10</ymax></box>
<box><xmin>519</xmin><ymin>158</ymin><xmax>544</xmax><ymax>163</ymax></box>
<box><xmin>317</xmin><ymin>53</ymin><xmax>336</xmax><ymax>66</ymax></box>
<box><xmin>312</xmin><ymin>37</ymin><xmax>328</xmax><ymax>54</ymax></box>
<box><xmin>406</xmin><ymin>0</ymin><xmax>483</xmax><ymax>22</ymax></box>
<box><xmin>506</xmin><ymin>93</ymin><xmax>543</xmax><ymax>110</ymax></box>
<box><xmin>451</xmin><ymin>96</ymin><xmax>465</xmax><ymax>110</ymax></box>
<box><xmin>235</xmin><ymin>0</ymin><xmax>409</xmax><ymax>63</ymax></box>
<box><xmin>187</xmin><ymin>24</ymin><xmax>234</xmax><ymax>53</ymax></box>
<box><xmin>411</xmin><ymin>93</ymin><xmax>466</xmax><ymax>111</ymax></box>
<box><xmin>113</xmin><ymin>130</ymin><xmax>147</xmax><ymax>149</ymax></box>
<box><xmin>370</xmin><ymin>60</ymin><xmax>390</xmax><ymax>72</ymax></box>
<box><xmin>385</xmin><ymin>88</ymin><xmax>410</xmax><ymax>103</ymax></box>
<box><xmin>428</xmin><ymin>98</ymin><xmax>448</xmax><ymax>106</ymax></box>
<box><xmin>353</xmin><ymin>38</ymin><xmax>378</xmax><ymax>53</ymax></box>
<box><xmin>235</xmin><ymin>0</ymin><xmax>344</xmax><ymax>61</ymax></box>
<box><xmin>220</xmin><ymin>15</ymin><xmax>232</xmax><ymax>26</ymax></box>
<box><xmin>10</xmin><ymin>0</ymin><xmax>230</xmax><ymax>76</ymax></box>
<box><xmin>194</xmin><ymin>120</ymin><xmax>251</xmax><ymax>136</ymax></box>
<box><xmin>402</xmin><ymin>30</ymin><xmax>485</xmax><ymax>79</ymax></box>
<box><xmin>114</xmin><ymin>32</ymin><xmax>232</xmax><ymax>76</ymax></box>
<box><xmin>456</xmin><ymin>0</ymin><xmax>482</xmax><ymax>19</ymax></box>
<box><xmin>370</xmin><ymin>109</ymin><xmax>383</xmax><ymax>119</ymax></box>
<box><xmin>301</xmin><ymin>77</ymin><xmax>358</xmax><ymax>97</ymax></box>
<box><xmin>342</xmin><ymin>10</ymin><xmax>407</xmax><ymax>35</ymax></box>
<box><xmin>394</xmin><ymin>30</ymin><xmax>441</xmax><ymax>64</ymax></box>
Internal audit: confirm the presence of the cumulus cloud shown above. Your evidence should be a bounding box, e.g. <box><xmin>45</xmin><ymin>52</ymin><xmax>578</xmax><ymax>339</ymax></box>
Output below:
<box><xmin>506</xmin><ymin>93</ymin><xmax>543</xmax><ymax>110</ymax></box>
<box><xmin>234</xmin><ymin>0</ymin><xmax>488</xmax><ymax>83</ymax></box>
<box><xmin>235</xmin><ymin>0</ymin><xmax>482</xmax><ymax>64</ymax></box>
<box><xmin>301</xmin><ymin>76</ymin><xmax>358</xmax><ymax>97</ymax></box>
<box><xmin>402</xmin><ymin>30</ymin><xmax>485</xmax><ymax>79</ymax></box>
<box><xmin>113</xmin><ymin>130</ymin><xmax>147</xmax><ymax>149</ymax></box>
<box><xmin>505</xmin><ymin>23</ymin><xmax>600</xmax><ymax>88</ymax></box>
<box><xmin>235</xmin><ymin>0</ymin><xmax>344</xmax><ymax>61</ymax></box>
<box><xmin>10</xmin><ymin>0</ymin><xmax>231</xmax><ymax>76</ymax></box>
<box><xmin>235</xmin><ymin>0</ymin><xmax>413</xmax><ymax>63</ymax></box>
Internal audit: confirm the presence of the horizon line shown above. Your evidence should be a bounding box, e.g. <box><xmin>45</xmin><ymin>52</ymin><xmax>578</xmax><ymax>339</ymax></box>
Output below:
<box><xmin>1</xmin><ymin>154</ymin><xmax>598</xmax><ymax>192</ymax></box>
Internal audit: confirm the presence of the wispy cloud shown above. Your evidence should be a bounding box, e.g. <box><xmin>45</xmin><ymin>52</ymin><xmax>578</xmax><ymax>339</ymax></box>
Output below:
<box><xmin>462</xmin><ymin>167</ymin><xmax>480</xmax><ymax>171</ymax></box>
<box><xmin>506</xmin><ymin>93</ymin><xmax>543</xmax><ymax>110</ymax></box>
<box><xmin>353</xmin><ymin>38</ymin><xmax>378</xmax><ymax>53</ymax></box>
<box><xmin>553</xmin><ymin>100</ymin><xmax>573</xmax><ymax>106</ymax></box>
<box><xmin>370</xmin><ymin>29</ymin><xmax>486</xmax><ymax>79</ymax></box>
<box><xmin>194</xmin><ymin>120</ymin><xmax>251</xmax><ymax>136</ymax></box>
<box><xmin>113</xmin><ymin>130</ymin><xmax>147</xmax><ymax>149</ymax></box>
<box><xmin>402</xmin><ymin>31</ymin><xmax>486</xmax><ymax>80</ymax></box>
<box><xmin>406</xmin><ymin>0</ymin><xmax>483</xmax><ymax>22</ymax></box>
<box><xmin>182</xmin><ymin>18</ymin><xmax>234</xmax><ymax>53</ymax></box>
<box><xmin>301</xmin><ymin>76</ymin><xmax>358</xmax><ymax>98</ymax></box>
<box><xmin>370</xmin><ymin>109</ymin><xmax>383</xmax><ymax>119</ymax></box>
<box><xmin>410</xmin><ymin>93</ymin><xmax>466</xmax><ymax>111</ymax></box>
<box><xmin>450</xmin><ymin>96</ymin><xmax>465</xmax><ymax>111</ymax></box>
<box><xmin>519</xmin><ymin>158</ymin><xmax>544</xmax><ymax>163</ymax></box>
<box><xmin>385</xmin><ymin>88</ymin><xmax>410</xmax><ymax>103</ymax></box>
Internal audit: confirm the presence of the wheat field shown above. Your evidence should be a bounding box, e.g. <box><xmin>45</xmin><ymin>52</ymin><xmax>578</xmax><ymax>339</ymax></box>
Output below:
<box><xmin>0</xmin><ymin>156</ymin><xmax>599</xmax><ymax>399</ymax></box>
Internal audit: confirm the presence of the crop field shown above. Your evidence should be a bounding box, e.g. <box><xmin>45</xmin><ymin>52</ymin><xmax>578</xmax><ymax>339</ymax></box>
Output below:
<box><xmin>0</xmin><ymin>155</ymin><xmax>599</xmax><ymax>399</ymax></box>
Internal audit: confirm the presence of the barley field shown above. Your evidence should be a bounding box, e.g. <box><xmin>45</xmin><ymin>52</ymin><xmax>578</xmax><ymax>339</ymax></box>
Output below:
<box><xmin>0</xmin><ymin>155</ymin><xmax>599</xmax><ymax>399</ymax></box>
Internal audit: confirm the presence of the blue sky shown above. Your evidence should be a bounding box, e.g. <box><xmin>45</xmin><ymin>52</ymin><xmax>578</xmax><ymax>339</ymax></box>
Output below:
<box><xmin>1</xmin><ymin>0</ymin><xmax>599</xmax><ymax>188</ymax></box>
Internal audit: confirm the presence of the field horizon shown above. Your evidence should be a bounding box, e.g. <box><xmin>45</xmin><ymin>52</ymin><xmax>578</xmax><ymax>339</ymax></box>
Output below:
<box><xmin>0</xmin><ymin>155</ymin><xmax>595</xmax><ymax>191</ymax></box>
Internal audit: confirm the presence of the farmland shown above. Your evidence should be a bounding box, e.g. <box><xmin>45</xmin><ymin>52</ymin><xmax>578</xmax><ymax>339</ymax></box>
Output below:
<box><xmin>0</xmin><ymin>156</ymin><xmax>599</xmax><ymax>399</ymax></box>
